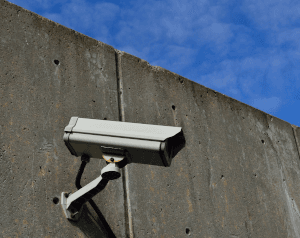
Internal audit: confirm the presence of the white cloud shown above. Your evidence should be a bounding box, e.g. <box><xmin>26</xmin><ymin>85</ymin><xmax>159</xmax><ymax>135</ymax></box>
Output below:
<box><xmin>198</xmin><ymin>59</ymin><xmax>242</xmax><ymax>100</ymax></box>
<box><xmin>42</xmin><ymin>13</ymin><xmax>62</xmax><ymax>24</ymax></box>
<box><xmin>8</xmin><ymin>0</ymin><xmax>68</xmax><ymax>11</ymax></box>
<box><xmin>64</xmin><ymin>1</ymin><xmax>120</xmax><ymax>29</ymax></box>
<box><xmin>115</xmin><ymin>0</ymin><xmax>231</xmax><ymax>48</ymax></box>
<box><xmin>118</xmin><ymin>45</ymin><xmax>151</xmax><ymax>61</ymax></box>
<box><xmin>150</xmin><ymin>45</ymin><xmax>197</xmax><ymax>72</ymax></box>
<box><xmin>276</xmin><ymin>28</ymin><xmax>300</xmax><ymax>52</ymax></box>
<box><xmin>242</xmin><ymin>0</ymin><xmax>300</xmax><ymax>30</ymax></box>
<box><xmin>200</xmin><ymin>22</ymin><xmax>233</xmax><ymax>54</ymax></box>
<box><xmin>250</xmin><ymin>96</ymin><xmax>282</xmax><ymax>114</ymax></box>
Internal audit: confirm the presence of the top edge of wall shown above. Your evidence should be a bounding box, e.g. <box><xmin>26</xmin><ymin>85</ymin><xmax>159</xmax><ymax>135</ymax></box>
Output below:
<box><xmin>2</xmin><ymin>0</ymin><xmax>299</xmax><ymax>130</ymax></box>
<box><xmin>2</xmin><ymin>0</ymin><xmax>115</xmax><ymax>51</ymax></box>
<box><xmin>117</xmin><ymin>50</ymin><xmax>300</xmax><ymax>129</ymax></box>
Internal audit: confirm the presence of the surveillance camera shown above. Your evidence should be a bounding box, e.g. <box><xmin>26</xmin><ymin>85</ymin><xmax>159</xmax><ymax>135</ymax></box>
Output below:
<box><xmin>61</xmin><ymin>117</ymin><xmax>185</xmax><ymax>221</ymax></box>
<box><xmin>63</xmin><ymin>117</ymin><xmax>185</xmax><ymax>167</ymax></box>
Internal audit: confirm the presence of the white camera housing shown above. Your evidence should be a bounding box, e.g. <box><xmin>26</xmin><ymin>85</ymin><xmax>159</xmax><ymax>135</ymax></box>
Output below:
<box><xmin>63</xmin><ymin>117</ymin><xmax>185</xmax><ymax>167</ymax></box>
<box><xmin>61</xmin><ymin>117</ymin><xmax>185</xmax><ymax>221</ymax></box>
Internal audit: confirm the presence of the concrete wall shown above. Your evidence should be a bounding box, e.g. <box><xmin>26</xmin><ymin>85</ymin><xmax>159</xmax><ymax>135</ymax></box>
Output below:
<box><xmin>1</xmin><ymin>0</ymin><xmax>300</xmax><ymax>237</ymax></box>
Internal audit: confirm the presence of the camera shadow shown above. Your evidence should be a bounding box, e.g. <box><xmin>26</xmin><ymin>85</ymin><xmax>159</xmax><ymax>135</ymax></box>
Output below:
<box><xmin>69</xmin><ymin>202</ymin><xmax>117</xmax><ymax>238</ymax></box>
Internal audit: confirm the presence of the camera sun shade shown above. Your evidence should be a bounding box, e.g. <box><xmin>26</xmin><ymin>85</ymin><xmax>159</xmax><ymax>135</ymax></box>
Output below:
<box><xmin>63</xmin><ymin>117</ymin><xmax>186</xmax><ymax>167</ymax></box>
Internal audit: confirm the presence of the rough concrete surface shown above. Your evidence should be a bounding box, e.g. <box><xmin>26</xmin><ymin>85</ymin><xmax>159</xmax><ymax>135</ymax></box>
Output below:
<box><xmin>118</xmin><ymin>53</ymin><xmax>300</xmax><ymax>237</ymax></box>
<box><xmin>1</xmin><ymin>0</ymin><xmax>300</xmax><ymax>237</ymax></box>
<box><xmin>0</xmin><ymin>1</ymin><xmax>126</xmax><ymax>237</ymax></box>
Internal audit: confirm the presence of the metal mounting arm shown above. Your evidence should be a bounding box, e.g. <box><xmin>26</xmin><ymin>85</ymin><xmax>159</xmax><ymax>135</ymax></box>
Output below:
<box><xmin>61</xmin><ymin>173</ymin><xmax>109</xmax><ymax>220</ymax></box>
<box><xmin>61</xmin><ymin>152</ymin><xmax>126</xmax><ymax>221</ymax></box>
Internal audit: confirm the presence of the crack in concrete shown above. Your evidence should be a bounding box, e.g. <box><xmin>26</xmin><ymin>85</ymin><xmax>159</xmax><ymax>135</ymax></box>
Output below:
<box><xmin>291</xmin><ymin>125</ymin><xmax>300</xmax><ymax>163</ymax></box>
<box><xmin>115</xmin><ymin>50</ymin><xmax>134</xmax><ymax>238</ymax></box>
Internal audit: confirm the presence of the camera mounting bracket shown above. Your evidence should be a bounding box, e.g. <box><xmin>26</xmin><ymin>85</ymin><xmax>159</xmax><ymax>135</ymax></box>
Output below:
<box><xmin>61</xmin><ymin>152</ymin><xmax>126</xmax><ymax>221</ymax></box>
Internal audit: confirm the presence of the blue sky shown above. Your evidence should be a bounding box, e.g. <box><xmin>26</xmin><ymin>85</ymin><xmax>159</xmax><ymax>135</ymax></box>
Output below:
<box><xmin>7</xmin><ymin>0</ymin><xmax>300</xmax><ymax>127</ymax></box>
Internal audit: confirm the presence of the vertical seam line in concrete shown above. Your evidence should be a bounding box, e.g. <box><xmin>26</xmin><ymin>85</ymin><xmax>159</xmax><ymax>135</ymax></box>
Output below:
<box><xmin>291</xmin><ymin>125</ymin><xmax>300</xmax><ymax>160</ymax></box>
<box><xmin>115</xmin><ymin>50</ymin><xmax>134</xmax><ymax>238</ymax></box>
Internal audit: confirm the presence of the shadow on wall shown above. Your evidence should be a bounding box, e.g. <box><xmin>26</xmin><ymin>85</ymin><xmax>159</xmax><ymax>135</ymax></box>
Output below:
<box><xmin>69</xmin><ymin>203</ymin><xmax>117</xmax><ymax>238</ymax></box>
